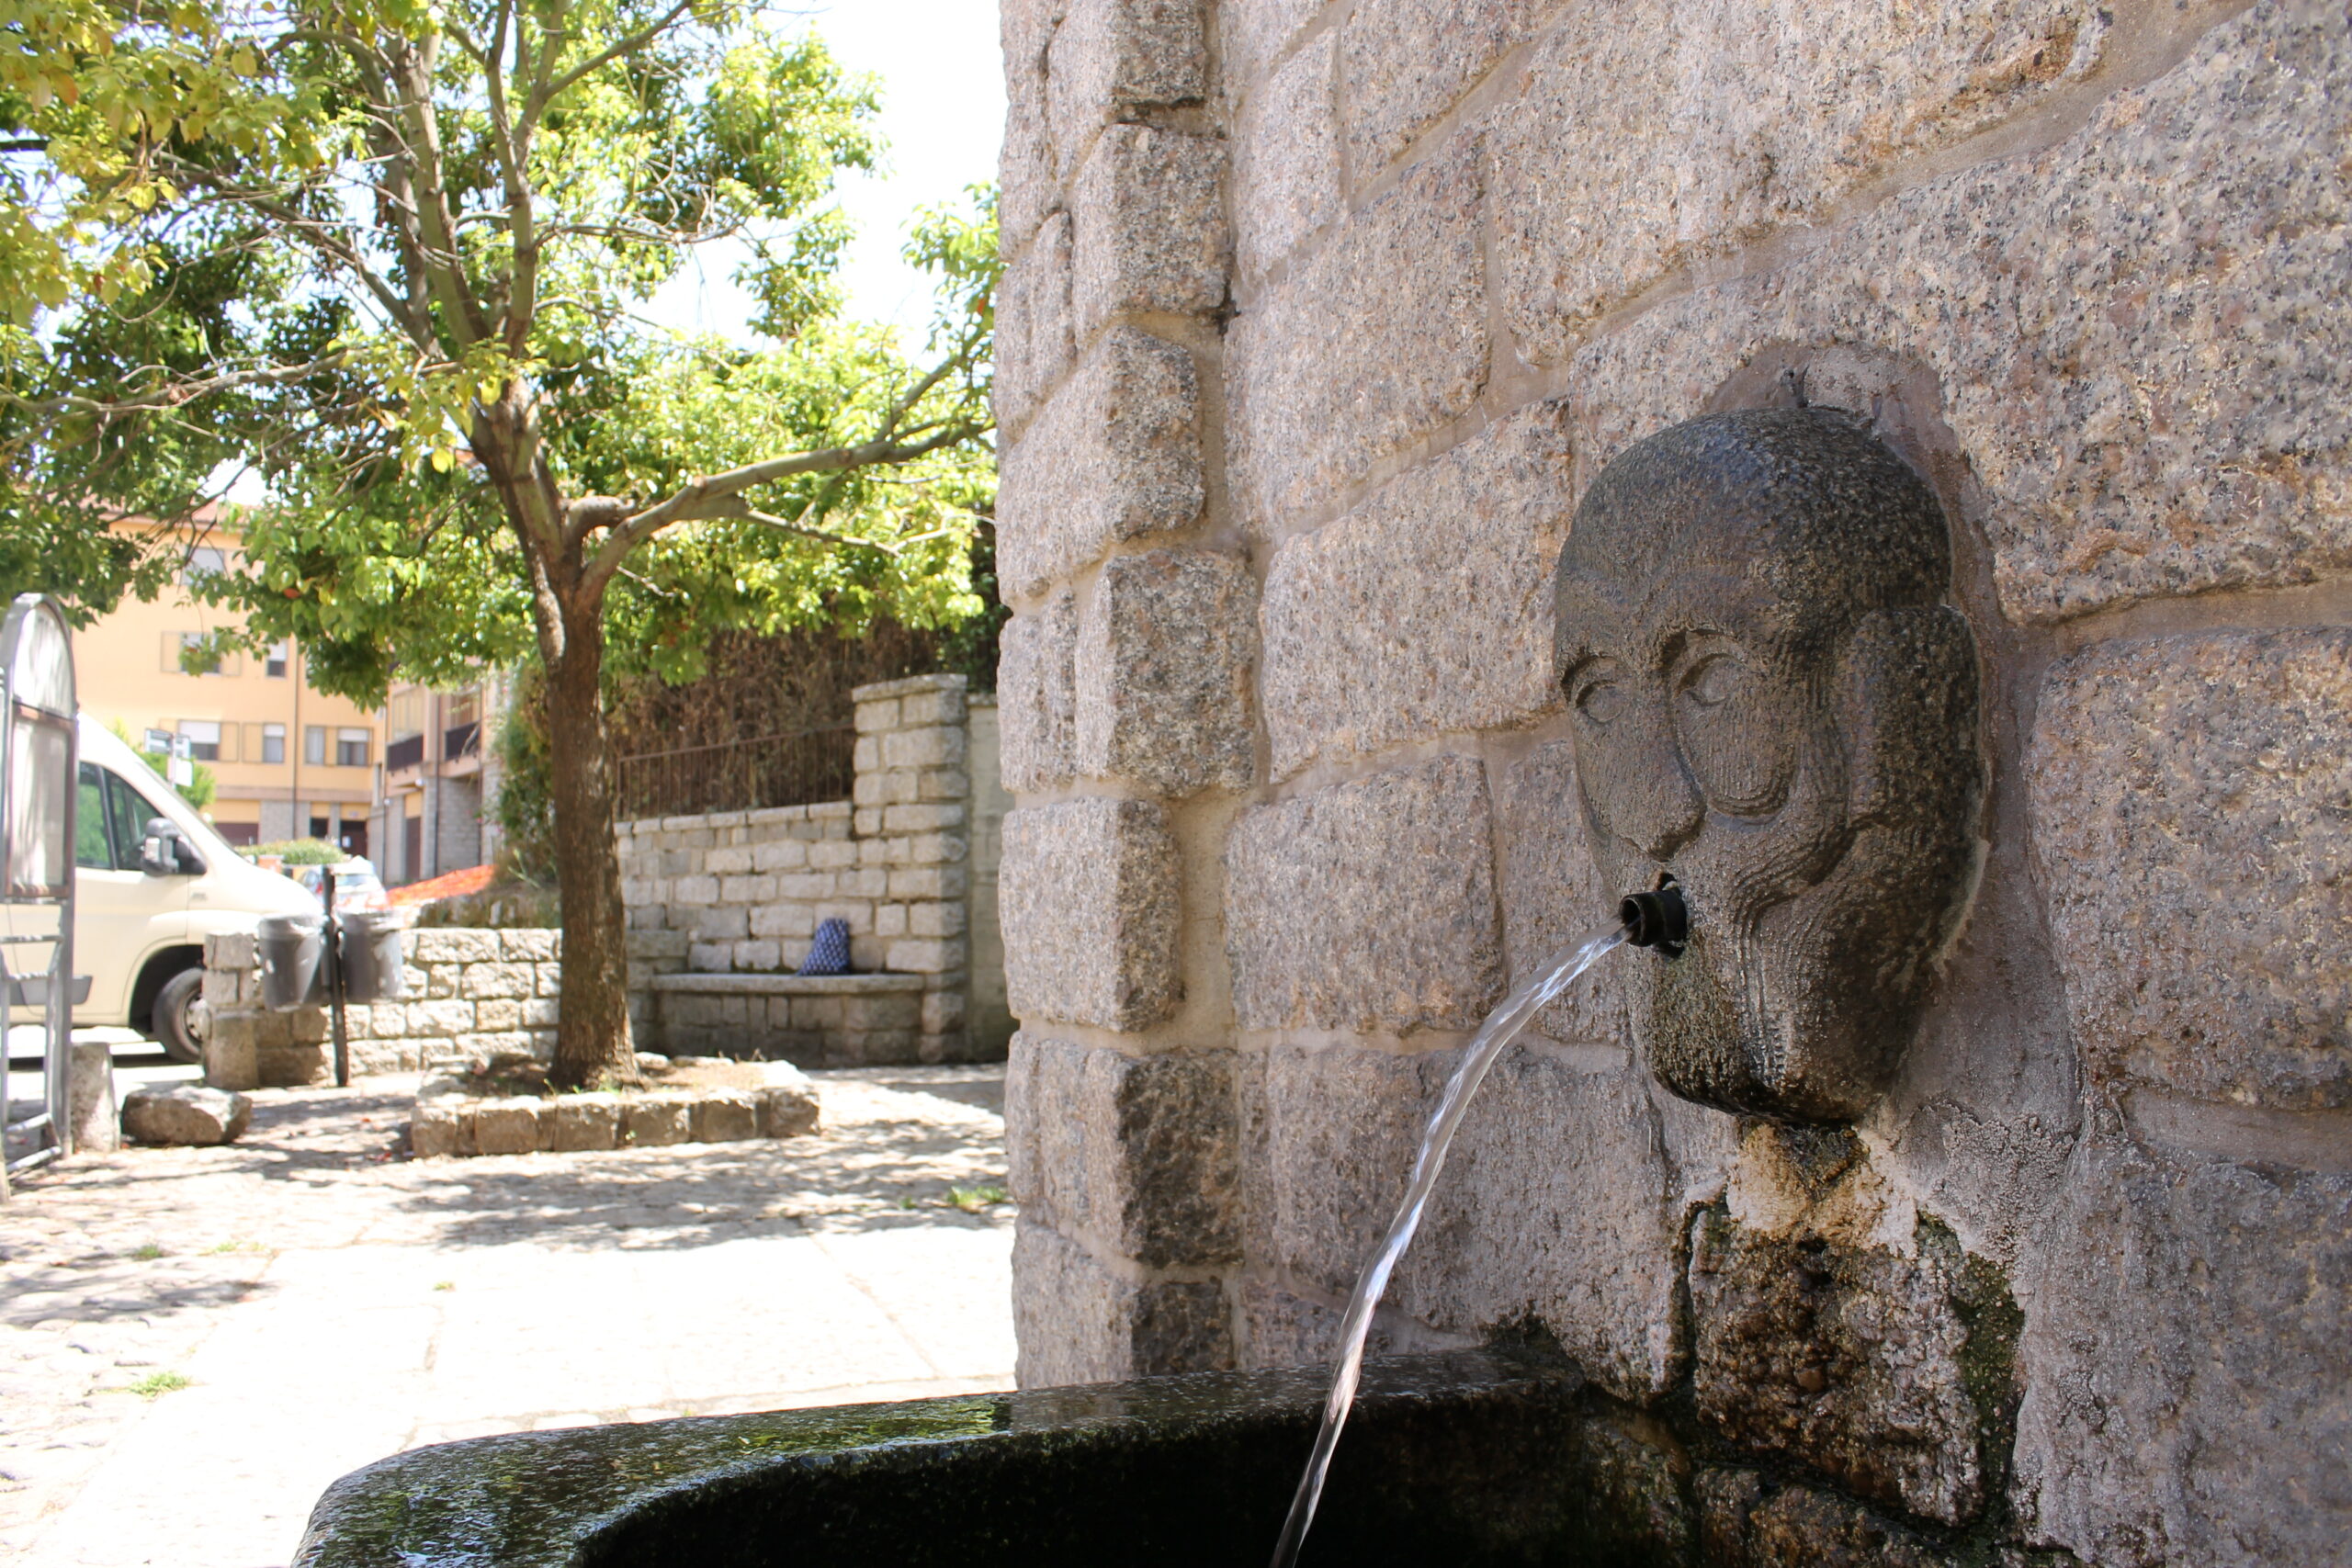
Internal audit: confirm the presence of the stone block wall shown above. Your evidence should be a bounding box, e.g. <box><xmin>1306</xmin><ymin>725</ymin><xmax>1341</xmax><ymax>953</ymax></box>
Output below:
<box><xmin>993</xmin><ymin>3</ymin><xmax>2352</xmax><ymax>1565</ymax></box>
<box><xmin>616</xmin><ymin>673</ymin><xmax>989</xmax><ymax>1060</ymax></box>
<box><xmin>200</xmin><ymin>927</ymin><xmax>560</xmax><ymax>1085</ymax></box>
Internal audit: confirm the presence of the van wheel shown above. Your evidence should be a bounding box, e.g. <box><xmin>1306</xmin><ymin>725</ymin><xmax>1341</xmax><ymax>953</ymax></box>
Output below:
<box><xmin>153</xmin><ymin>967</ymin><xmax>205</xmax><ymax>1065</ymax></box>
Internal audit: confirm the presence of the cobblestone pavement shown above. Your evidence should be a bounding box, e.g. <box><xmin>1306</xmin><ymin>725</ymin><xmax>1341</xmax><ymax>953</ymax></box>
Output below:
<box><xmin>0</xmin><ymin>1063</ymin><xmax>1015</xmax><ymax>1568</ymax></box>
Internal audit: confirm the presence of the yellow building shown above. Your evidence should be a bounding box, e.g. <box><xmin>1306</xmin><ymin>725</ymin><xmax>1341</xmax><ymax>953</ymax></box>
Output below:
<box><xmin>74</xmin><ymin>519</ymin><xmax>385</xmax><ymax>854</ymax></box>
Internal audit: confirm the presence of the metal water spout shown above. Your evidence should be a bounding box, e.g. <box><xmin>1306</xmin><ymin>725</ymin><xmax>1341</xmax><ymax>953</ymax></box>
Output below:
<box><xmin>1619</xmin><ymin>875</ymin><xmax>1688</xmax><ymax>956</ymax></box>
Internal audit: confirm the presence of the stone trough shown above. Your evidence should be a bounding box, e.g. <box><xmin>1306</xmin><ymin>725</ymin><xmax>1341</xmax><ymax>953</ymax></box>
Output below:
<box><xmin>295</xmin><ymin>1350</ymin><xmax>1688</xmax><ymax>1568</ymax></box>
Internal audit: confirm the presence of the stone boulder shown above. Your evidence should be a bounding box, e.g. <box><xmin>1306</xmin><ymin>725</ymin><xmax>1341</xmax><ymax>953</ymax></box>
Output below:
<box><xmin>121</xmin><ymin>1084</ymin><xmax>252</xmax><ymax>1145</ymax></box>
<box><xmin>759</xmin><ymin>1065</ymin><xmax>821</xmax><ymax>1138</ymax></box>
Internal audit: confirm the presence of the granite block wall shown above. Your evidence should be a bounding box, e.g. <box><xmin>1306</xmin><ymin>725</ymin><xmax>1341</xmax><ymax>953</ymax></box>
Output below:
<box><xmin>992</xmin><ymin>2</ymin><xmax>2352</xmax><ymax>1563</ymax></box>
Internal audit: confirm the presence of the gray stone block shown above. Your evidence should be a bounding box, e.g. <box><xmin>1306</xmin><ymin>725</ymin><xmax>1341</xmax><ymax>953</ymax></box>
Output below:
<box><xmin>1012</xmin><ymin>1219</ymin><xmax>1232</xmax><ymax>1386</ymax></box>
<box><xmin>1225</xmin><ymin>754</ymin><xmax>1505</xmax><ymax>1033</ymax></box>
<box><xmin>1558</xmin><ymin>2</ymin><xmax>2352</xmax><ymax>623</ymax></box>
<box><xmin>546</xmin><ymin>1096</ymin><xmax>621</xmax><ymax>1152</ymax></box>
<box><xmin>1689</xmin><ymin>1207</ymin><xmax>1985</xmax><ymax>1525</ymax></box>
<box><xmin>2012</xmin><ymin>1133</ymin><xmax>2352</xmax><ymax>1567</ymax></box>
<box><xmin>409</xmin><ymin>1101</ymin><xmax>474</xmax><ymax>1157</ymax></box>
<box><xmin>623</xmin><ymin>1097</ymin><xmax>693</xmax><ymax>1147</ymax></box>
<box><xmin>1070</xmin><ymin>125</ymin><xmax>1228</xmax><ymax>337</ymax></box>
<box><xmin>1075</xmin><ymin>548</ymin><xmax>1257</xmax><ymax>796</ymax></box>
<box><xmin>1492</xmin><ymin>0</ymin><xmax>2108</xmax><ymax>364</ymax></box>
<box><xmin>998</xmin><ymin>590</ymin><xmax>1079</xmax><ymax>792</ymax></box>
<box><xmin>1046</xmin><ymin>0</ymin><xmax>1208</xmax><ymax>181</ymax></box>
<box><xmin>1340</xmin><ymin>0</ymin><xmax>1529</xmax><ymax>176</ymax></box>
<box><xmin>690</xmin><ymin>1092</ymin><xmax>761</xmax><ymax>1144</ymax></box>
<box><xmin>1231</xmin><ymin>29</ymin><xmax>1340</xmax><ymax>284</ymax></box>
<box><xmin>470</xmin><ymin>1101</ymin><xmax>543</xmax><ymax>1156</ymax></box>
<box><xmin>1228</xmin><ymin>134</ymin><xmax>1487</xmax><ymax>531</ymax></box>
<box><xmin>123</xmin><ymin>1082</ymin><xmax>252</xmax><ymax>1145</ymax></box>
<box><xmin>997</xmin><ymin>0</ymin><xmax>1057</xmax><ymax>254</ymax></box>
<box><xmin>758</xmin><ymin>1070</ymin><xmax>821</xmax><ymax>1137</ymax></box>
<box><xmin>2030</xmin><ymin>630</ymin><xmax>2352</xmax><ymax>1111</ymax></box>
<box><xmin>460</xmin><ymin>963</ymin><xmax>536</xmax><ymax>1001</ymax></box>
<box><xmin>1259</xmin><ymin>400</ymin><xmax>1572</xmax><ymax>779</ymax></box>
<box><xmin>999</xmin><ymin>326</ymin><xmax>1204</xmax><ymax>600</ymax></box>
<box><xmin>1007</xmin><ymin>1034</ymin><xmax>1238</xmax><ymax>1268</ymax></box>
<box><xmin>1220</xmin><ymin>0</ymin><xmax>1322</xmax><ymax>97</ymax></box>
<box><xmin>1493</xmin><ymin>739</ymin><xmax>1631</xmax><ymax>1050</ymax></box>
<box><xmin>413</xmin><ymin>929</ymin><xmax>500</xmax><ymax>965</ymax></box>
<box><xmin>1001</xmin><ymin>799</ymin><xmax>1184</xmax><ymax>1031</ymax></box>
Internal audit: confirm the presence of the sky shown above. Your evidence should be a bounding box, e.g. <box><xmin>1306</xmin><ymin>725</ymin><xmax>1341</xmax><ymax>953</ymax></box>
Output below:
<box><xmin>643</xmin><ymin>0</ymin><xmax>1009</xmax><ymax>349</ymax></box>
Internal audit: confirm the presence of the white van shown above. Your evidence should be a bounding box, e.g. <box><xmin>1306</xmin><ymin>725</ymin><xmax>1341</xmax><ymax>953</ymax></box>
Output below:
<box><xmin>51</xmin><ymin>716</ymin><xmax>319</xmax><ymax>1061</ymax></box>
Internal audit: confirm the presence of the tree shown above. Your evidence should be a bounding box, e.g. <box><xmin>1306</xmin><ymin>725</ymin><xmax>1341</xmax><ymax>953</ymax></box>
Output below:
<box><xmin>1</xmin><ymin>2</ymin><xmax>997</xmax><ymax>1087</ymax></box>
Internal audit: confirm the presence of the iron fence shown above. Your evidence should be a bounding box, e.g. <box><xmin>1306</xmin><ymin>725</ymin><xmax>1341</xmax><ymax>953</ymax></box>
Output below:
<box><xmin>614</xmin><ymin>722</ymin><xmax>855</xmax><ymax>821</ymax></box>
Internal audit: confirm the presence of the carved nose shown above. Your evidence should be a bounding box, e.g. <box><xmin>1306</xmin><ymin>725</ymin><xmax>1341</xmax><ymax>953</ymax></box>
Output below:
<box><xmin>1611</xmin><ymin>718</ymin><xmax>1705</xmax><ymax>862</ymax></box>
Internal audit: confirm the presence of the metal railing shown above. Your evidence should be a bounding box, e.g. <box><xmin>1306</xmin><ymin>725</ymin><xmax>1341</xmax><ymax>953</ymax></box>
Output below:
<box><xmin>386</xmin><ymin>733</ymin><xmax>424</xmax><ymax>773</ymax></box>
<box><xmin>443</xmin><ymin>720</ymin><xmax>480</xmax><ymax>761</ymax></box>
<box><xmin>615</xmin><ymin>722</ymin><xmax>854</xmax><ymax>821</ymax></box>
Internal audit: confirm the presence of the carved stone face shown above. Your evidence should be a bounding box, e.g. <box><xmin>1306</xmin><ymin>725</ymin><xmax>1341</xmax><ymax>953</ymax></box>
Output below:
<box><xmin>1555</xmin><ymin>408</ymin><xmax>1983</xmax><ymax>1123</ymax></box>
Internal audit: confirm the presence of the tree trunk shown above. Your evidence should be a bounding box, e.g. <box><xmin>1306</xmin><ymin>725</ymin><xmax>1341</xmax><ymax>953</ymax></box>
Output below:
<box><xmin>542</xmin><ymin>590</ymin><xmax>636</xmax><ymax>1089</ymax></box>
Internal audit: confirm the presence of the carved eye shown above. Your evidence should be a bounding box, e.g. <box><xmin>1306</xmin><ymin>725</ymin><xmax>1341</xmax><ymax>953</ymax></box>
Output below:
<box><xmin>1577</xmin><ymin>681</ymin><xmax>1626</xmax><ymax>725</ymax></box>
<box><xmin>1681</xmin><ymin>654</ymin><xmax>1747</xmax><ymax>708</ymax></box>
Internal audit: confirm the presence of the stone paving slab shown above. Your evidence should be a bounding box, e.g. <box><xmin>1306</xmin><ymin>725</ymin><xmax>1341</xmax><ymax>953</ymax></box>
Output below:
<box><xmin>0</xmin><ymin>1064</ymin><xmax>1015</xmax><ymax>1568</ymax></box>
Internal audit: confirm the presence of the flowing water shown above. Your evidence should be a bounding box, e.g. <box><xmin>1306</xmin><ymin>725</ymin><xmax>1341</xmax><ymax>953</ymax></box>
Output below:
<box><xmin>1266</xmin><ymin>921</ymin><xmax>1634</xmax><ymax>1568</ymax></box>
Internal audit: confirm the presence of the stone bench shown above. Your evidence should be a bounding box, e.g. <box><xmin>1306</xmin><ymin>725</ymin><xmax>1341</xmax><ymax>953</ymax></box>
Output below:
<box><xmin>647</xmin><ymin>972</ymin><xmax>934</xmax><ymax>1067</ymax></box>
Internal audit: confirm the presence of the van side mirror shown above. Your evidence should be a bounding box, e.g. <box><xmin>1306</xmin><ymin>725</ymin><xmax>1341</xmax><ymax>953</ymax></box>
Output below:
<box><xmin>141</xmin><ymin>818</ymin><xmax>207</xmax><ymax>876</ymax></box>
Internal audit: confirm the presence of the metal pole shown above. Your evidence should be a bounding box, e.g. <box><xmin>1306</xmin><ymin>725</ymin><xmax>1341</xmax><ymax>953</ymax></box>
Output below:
<box><xmin>323</xmin><ymin>867</ymin><xmax>350</xmax><ymax>1088</ymax></box>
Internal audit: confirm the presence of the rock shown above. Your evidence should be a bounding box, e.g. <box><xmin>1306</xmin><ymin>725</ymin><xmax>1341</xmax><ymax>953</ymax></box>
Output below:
<box><xmin>1258</xmin><ymin>401</ymin><xmax>1573</xmax><ymax>780</ymax></box>
<box><xmin>997</xmin><ymin>326</ymin><xmax>1204</xmax><ymax>599</ymax></box>
<box><xmin>1000</xmin><ymin>798</ymin><xmax>1183</xmax><ymax>1031</ymax></box>
<box><xmin>1558</xmin><ymin>3</ymin><xmax>2352</xmax><ymax>624</ymax></box>
<box><xmin>1491</xmin><ymin>0</ymin><xmax>2109</xmax><ymax>363</ymax></box>
<box><xmin>545</xmin><ymin>1096</ymin><xmax>621</xmax><ymax>1153</ymax></box>
<box><xmin>1011</xmin><ymin>1218</ymin><xmax>1231</xmax><ymax>1385</ymax></box>
<box><xmin>1007</xmin><ymin>1034</ymin><xmax>1238</xmax><ymax>1268</ymax></box>
<box><xmin>995</xmin><ymin>210</ymin><xmax>1074</xmax><ymax>436</ymax></box>
<box><xmin>689</xmin><ymin>1092</ymin><xmax>760</xmax><ymax>1145</ymax></box>
<box><xmin>2030</xmin><ymin>629</ymin><xmax>2352</xmax><ymax>1111</ymax></box>
<box><xmin>1228</xmin><ymin>134</ymin><xmax>1487</xmax><ymax>533</ymax></box>
<box><xmin>757</xmin><ymin>1068</ymin><xmax>821</xmax><ymax>1139</ymax></box>
<box><xmin>1341</xmin><ymin>0</ymin><xmax>1528</xmax><ymax>176</ymax></box>
<box><xmin>1224</xmin><ymin>754</ymin><xmax>1505</xmax><ymax>1033</ymax></box>
<box><xmin>66</xmin><ymin>1040</ymin><xmax>119</xmax><ymax>1155</ymax></box>
<box><xmin>622</xmin><ymin>1097</ymin><xmax>692</xmax><ymax>1148</ymax></box>
<box><xmin>1491</xmin><ymin>739</ymin><xmax>1632</xmax><ymax>1051</ymax></box>
<box><xmin>1074</xmin><ymin>548</ymin><xmax>1257</xmax><ymax>796</ymax></box>
<box><xmin>1229</xmin><ymin>30</ymin><xmax>1340</xmax><ymax>284</ymax></box>
<box><xmin>1044</xmin><ymin>0</ymin><xmax>1209</xmax><ymax>184</ymax></box>
<box><xmin>1070</xmin><ymin>125</ymin><xmax>1228</xmax><ymax>338</ymax></box>
<box><xmin>408</xmin><ymin>1101</ymin><xmax>473</xmax><ymax>1158</ymax></box>
<box><xmin>121</xmin><ymin>1084</ymin><xmax>252</xmax><ymax>1146</ymax></box>
<box><xmin>632</xmin><ymin>1052</ymin><xmax>672</xmax><ymax>1075</ymax></box>
<box><xmin>998</xmin><ymin>589</ymin><xmax>1079</xmax><ymax>792</ymax></box>
<box><xmin>469</xmin><ymin>1102</ymin><xmax>543</xmax><ymax>1156</ymax></box>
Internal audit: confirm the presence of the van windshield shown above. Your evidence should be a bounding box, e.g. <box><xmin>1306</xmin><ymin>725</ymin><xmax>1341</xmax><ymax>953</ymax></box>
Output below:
<box><xmin>75</xmin><ymin>763</ymin><xmax>161</xmax><ymax>872</ymax></box>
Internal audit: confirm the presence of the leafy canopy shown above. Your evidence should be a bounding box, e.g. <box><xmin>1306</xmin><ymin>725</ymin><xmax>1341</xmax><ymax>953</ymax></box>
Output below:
<box><xmin>0</xmin><ymin>0</ymin><xmax>999</xmax><ymax>700</ymax></box>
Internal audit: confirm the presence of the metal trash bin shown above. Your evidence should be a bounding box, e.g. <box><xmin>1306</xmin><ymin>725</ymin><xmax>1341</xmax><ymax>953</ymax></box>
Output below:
<box><xmin>337</xmin><ymin>909</ymin><xmax>413</xmax><ymax>1004</ymax></box>
<box><xmin>257</xmin><ymin>913</ymin><xmax>328</xmax><ymax>1010</ymax></box>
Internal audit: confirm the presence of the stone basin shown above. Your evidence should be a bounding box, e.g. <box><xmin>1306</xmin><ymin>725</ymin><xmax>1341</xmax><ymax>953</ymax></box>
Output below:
<box><xmin>295</xmin><ymin>1349</ymin><xmax>1688</xmax><ymax>1567</ymax></box>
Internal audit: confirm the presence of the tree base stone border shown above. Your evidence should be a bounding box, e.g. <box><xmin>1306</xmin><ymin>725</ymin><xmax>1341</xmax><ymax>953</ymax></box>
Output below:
<box><xmin>409</xmin><ymin>1061</ymin><xmax>820</xmax><ymax>1157</ymax></box>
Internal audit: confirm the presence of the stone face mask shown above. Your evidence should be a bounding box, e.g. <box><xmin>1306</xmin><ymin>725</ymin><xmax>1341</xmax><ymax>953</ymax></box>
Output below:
<box><xmin>1555</xmin><ymin>407</ymin><xmax>1984</xmax><ymax>1123</ymax></box>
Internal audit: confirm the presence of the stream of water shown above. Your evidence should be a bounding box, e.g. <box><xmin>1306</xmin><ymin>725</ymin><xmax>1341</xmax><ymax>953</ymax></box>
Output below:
<box><xmin>1266</xmin><ymin>920</ymin><xmax>1634</xmax><ymax>1568</ymax></box>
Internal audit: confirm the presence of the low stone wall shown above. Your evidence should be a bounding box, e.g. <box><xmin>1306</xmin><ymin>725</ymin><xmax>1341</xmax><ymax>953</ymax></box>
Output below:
<box><xmin>617</xmin><ymin>673</ymin><xmax>994</xmax><ymax>1062</ymax></box>
<box><xmin>199</xmin><ymin>927</ymin><xmax>560</xmax><ymax>1087</ymax></box>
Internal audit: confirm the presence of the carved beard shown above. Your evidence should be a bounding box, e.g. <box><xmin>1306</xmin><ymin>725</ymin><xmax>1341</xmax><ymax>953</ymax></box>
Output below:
<box><xmin>1581</xmin><ymin>607</ymin><xmax>1981</xmax><ymax>1123</ymax></box>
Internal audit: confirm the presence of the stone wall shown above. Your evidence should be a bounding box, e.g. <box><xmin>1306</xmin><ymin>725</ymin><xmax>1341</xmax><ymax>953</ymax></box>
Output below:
<box><xmin>992</xmin><ymin>4</ymin><xmax>2351</xmax><ymax>1565</ymax></box>
<box><xmin>616</xmin><ymin>673</ymin><xmax>999</xmax><ymax>1062</ymax></box>
<box><xmin>199</xmin><ymin>927</ymin><xmax>560</xmax><ymax>1086</ymax></box>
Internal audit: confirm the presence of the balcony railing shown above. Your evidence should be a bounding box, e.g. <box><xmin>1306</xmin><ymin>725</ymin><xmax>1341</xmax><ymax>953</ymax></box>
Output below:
<box><xmin>443</xmin><ymin>720</ymin><xmax>481</xmax><ymax>761</ymax></box>
<box><xmin>386</xmin><ymin>733</ymin><xmax>425</xmax><ymax>773</ymax></box>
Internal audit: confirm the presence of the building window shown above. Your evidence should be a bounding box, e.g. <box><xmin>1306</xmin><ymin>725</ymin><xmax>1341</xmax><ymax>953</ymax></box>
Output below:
<box><xmin>178</xmin><ymin>719</ymin><xmax>221</xmax><ymax>761</ymax></box>
<box><xmin>181</xmin><ymin>546</ymin><xmax>227</xmax><ymax>586</ymax></box>
<box><xmin>261</xmin><ymin>723</ymin><xmax>286</xmax><ymax>765</ymax></box>
<box><xmin>335</xmin><ymin>728</ymin><xmax>369</xmax><ymax>767</ymax></box>
<box><xmin>177</xmin><ymin>632</ymin><xmax>223</xmax><ymax>675</ymax></box>
<box><xmin>265</xmin><ymin>641</ymin><xmax>290</xmax><ymax>679</ymax></box>
<box><xmin>304</xmin><ymin>725</ymin><xmax>326</xmax><ymax>766</ymax></box>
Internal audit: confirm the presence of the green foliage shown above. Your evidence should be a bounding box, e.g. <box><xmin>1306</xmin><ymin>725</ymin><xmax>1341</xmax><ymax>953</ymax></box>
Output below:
<box><xmin>121</xmin><ymin>1370</ymin><xmax>191</xmax><ymax>1399</ymax></box>
<box><xmin>251</xmin><ymin>838</ymin><xmax>344</xmax><ymax>865</ymax></box>
<box><xmin>492</xmin><ymin>662</ymin><xmax>556</xmax><ymax>884</ymax></box>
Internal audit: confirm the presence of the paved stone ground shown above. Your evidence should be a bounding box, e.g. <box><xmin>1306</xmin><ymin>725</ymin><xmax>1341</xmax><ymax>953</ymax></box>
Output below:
<box><xmin>0</xmin><ymin>1062</ymin><xmax>1016</xmax><ymax>1568</ymax></box>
